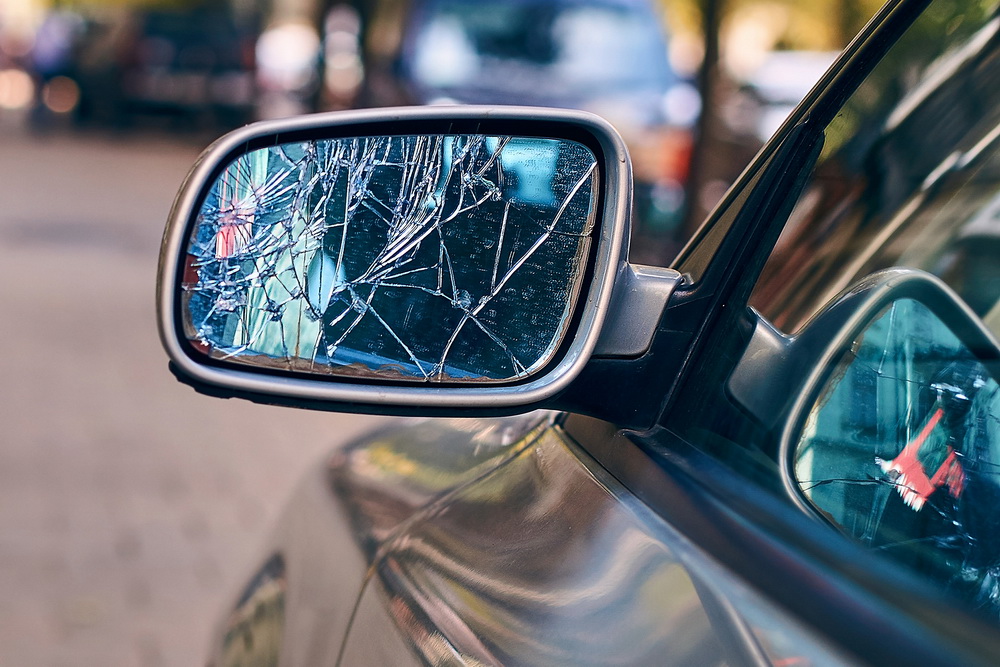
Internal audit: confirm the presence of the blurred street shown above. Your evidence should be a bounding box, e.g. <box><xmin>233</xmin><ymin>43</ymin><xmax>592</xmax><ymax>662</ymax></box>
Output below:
<box><xmin>0</xmin><ymin>122</ymin><xmax>384</xmax><ymax>666</ymax></box>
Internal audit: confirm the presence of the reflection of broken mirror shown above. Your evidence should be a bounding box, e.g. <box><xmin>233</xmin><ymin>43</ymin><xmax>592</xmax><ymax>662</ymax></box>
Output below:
<box><xmin>179</xmin><ymin>134</ymin><xmax>599</xmax><ymax>383</ymax></box>
<box><xmin>793</xmin><ymin>298</ymin><xmax>1000</xmax><ymax>613</ymax></box>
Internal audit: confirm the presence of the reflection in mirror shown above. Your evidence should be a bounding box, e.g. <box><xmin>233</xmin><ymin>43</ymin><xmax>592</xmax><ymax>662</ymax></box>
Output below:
<box><xmin>794</xmin><ymin>299</ymin><xmax>1000</xmax><ymax>615</ymax></box>
<box><xmin>179</xmin><ymin>134</ymin><xmax>599</xmax><ymax>383</ymax></box>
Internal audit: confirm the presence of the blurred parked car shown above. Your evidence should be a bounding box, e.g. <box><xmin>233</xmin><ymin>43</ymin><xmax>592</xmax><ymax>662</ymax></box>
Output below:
<box><xmin>73</xmin><ymin>6</ymin><xmax>258</xmax><ymax>130</ymax></box>
<box><xmin>158</xmin><ymin>0</ymin><xmax>1000</xmax><ymax>663</ymax></box>
<box><xmin>730</xmin><ymin>50</ymin><xmax>840</xmax><ymax>143</ymax></box>
<box><xmin>286</xmin><ymin>0</ymin><xmax>698</xmax><ymax>251</ymax></box>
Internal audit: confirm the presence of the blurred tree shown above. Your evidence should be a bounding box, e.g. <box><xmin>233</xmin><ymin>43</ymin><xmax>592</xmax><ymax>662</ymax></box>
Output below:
<box><xmin>664</xmin><ymin>0</ymin><xmax>886</xmax><ymax>238</ymax></box>
<box><xmin>659</xmin><ymin>0</ymin><xmax>886</xmax><ymax>51</ymax></box>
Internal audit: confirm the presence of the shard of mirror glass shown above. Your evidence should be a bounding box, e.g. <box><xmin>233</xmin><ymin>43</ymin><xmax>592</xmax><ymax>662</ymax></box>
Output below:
<box><xmin>180</xmin><ymin>134</ymin><xmax>599</xmax><ymax>383</ymax></box>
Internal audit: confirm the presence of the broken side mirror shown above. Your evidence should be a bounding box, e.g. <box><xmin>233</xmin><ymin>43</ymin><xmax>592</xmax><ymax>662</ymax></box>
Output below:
<box><xmin>158</xmin><ymin>107</ymin><xmax>682</xmax><ymax>417</ymax></box>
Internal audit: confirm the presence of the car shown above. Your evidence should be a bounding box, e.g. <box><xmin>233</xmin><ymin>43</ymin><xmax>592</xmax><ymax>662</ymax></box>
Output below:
<box><xmin>320</xmin><ymin>0</ymin><xmax>698</xmax><ymax>260</ymax></box>
<box><xmin>72</xmin><ymin>6</ymin><xmax>258</xmax><ymax>130</ymax></box>
<box><xmin>156</xmin><ymin>0</ymin><xmax>1000</xmax><ymax>662</ymax></box>
<box><xmin>730</xmin><ymin>50</ymin><xmax>840</xmax><ymax>143</ymax></box>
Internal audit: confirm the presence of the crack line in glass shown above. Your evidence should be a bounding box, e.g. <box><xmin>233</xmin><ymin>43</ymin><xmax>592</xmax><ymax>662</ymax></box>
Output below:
<box><xmin>182</xmin><ymin>134</ymin><xmax>599</xmax><ymax>383</ymax></box>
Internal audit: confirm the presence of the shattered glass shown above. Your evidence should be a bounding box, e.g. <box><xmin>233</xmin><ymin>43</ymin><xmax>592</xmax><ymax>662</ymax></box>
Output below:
<box><xmin>795</xmin><ymin>299</ymin><xmax>1000</xmax><ymax>616</ymax></box>
<box><xmin>180</xmin><ymin>134</ymin><xmax>599</xmax><ymax>382</ymax></box>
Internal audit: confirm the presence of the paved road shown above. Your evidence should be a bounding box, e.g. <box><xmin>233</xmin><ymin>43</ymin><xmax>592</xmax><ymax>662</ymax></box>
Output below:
<box><xmin>0</xmin><ymin>123</ymin><xmax>385</xmax><ymax>666</ymax></box>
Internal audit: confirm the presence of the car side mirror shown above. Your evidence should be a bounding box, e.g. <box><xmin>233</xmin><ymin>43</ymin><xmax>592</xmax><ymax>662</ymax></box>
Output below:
<box><xmin>788</xmin><ymin>270</ymin><xmax>1000</xmax><ymax>607</ymax></box>
<box><xmin>158</xmin><ymin>107</ymin><xmax>683</xmax><ymax>419</ymax></box>
<box><xmin>785</xmin><ymin>278</ymin><xmax>1000</xmax><ymax>504</ymax></box>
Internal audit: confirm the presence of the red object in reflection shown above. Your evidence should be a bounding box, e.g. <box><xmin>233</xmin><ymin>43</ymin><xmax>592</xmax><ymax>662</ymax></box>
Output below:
<box><xmin>879</xmin><ymin>407</ymin><xmax>966</xmax><ymax>511</ymax></box>
<box><xmin>215</xmin><ymin>221</ymin><xmax>253</xmax><ymax>258</ymax></box>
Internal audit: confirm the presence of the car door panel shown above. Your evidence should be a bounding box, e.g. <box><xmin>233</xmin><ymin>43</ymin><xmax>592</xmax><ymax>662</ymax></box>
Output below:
<box><xmin>350</xmin><ymin>424</ymin><xmax>724</xmax><ymax>665</ymax></box>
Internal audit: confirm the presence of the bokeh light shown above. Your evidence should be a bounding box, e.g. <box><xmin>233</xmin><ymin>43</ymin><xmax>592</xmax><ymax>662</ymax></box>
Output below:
<box><xmin>42</xmin><ymin>75</ymin><xmax>80</xmax><ymax>113</ymax></box>
<box><xmin>0</xmin><ymin>68</ymin><xmax>34</xmax><ymax>110</ymax></box>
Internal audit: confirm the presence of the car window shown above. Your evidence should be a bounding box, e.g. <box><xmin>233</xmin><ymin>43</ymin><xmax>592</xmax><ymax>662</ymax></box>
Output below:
<box><xmin>745</xmin><ymin>4</ymin><xmax>1000</xmax><ymax>612</ymax></box>
<box><xmin>664</xmin><ymin>0</ymin><xmax>1000</xmax><ymax>618</ymax></box>
<box><xmin>750</xmin><ymin>6</ymin><xmax>1000</xmax><ymax>334</ymax></box>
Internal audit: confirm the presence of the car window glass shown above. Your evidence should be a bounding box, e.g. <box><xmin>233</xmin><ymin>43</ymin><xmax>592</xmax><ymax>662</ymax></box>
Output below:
<box><xmin>745</xmin><ymin>0</ymin><xmax>1000</xmax><ymax>615</ymax></box>
<box><xmin>750</xmin><ymin>3</ymin><xmax>1000</xmax><ymax>334</ymax></box>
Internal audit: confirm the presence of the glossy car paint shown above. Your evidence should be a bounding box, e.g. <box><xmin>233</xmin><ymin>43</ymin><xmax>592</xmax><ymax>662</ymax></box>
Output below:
<box><xmin>344</xmin><ymin>421</ymin><xmax>726</xmax><ymax>665</ymax></box>
<box><xmin>214</xmin><ymin>413</ymin><xmax>858</xmax><ymax>665</ymax></box>
<box><xmin>208</xmin><ymin>414</ymin><xmax>549</xmax><ymax>665</ymax></box>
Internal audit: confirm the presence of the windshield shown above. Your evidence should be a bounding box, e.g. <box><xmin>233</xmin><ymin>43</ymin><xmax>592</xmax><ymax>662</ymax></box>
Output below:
<box><xmin>404</xmin><ymin>0</ymin><xmax>673</xmax><ymax>102</ymax></box>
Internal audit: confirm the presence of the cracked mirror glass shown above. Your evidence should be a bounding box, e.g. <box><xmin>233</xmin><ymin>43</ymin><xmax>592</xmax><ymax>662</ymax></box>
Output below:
<box><xmin>180</xmin><ymin>134</ymin><xmax>599</xmax><ymax>383</ymax></box>
<box><xmin>794</xmin><ymin>299</ymin><xmax>1000</xmax><ymax>615</ymax></box>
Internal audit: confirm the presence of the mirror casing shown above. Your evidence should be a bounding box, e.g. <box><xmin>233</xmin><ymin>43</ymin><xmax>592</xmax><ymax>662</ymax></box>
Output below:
<box><xmin>774</xmin><ymin>270</ymin><xmax>1000</xmax><ymax>614</ymax></box>
<box><xmin>157</xmin><ymin>106</ymin><xmax>631</xmax><ymax>414</ymax></box>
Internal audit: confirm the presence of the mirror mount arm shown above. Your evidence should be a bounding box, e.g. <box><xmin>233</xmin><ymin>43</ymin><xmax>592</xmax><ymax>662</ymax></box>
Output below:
<box><xmin>728</xmin><ymin>274</ymin><xmax>909</xmax><ymax>431</ymax></box>
<box><xmin>549</xmin><ymin>264</ymin><xmax>688</xmax><ymax>430</ymax></box>
<box><xmin>592</xmin><ymin>264</ymin><xmax>685</xmax><ymax>358</ymax></box>
<box><xmin>726</xmin><ymin>317</ymin><xmax>795</xmax><ymax>431</ymax></box>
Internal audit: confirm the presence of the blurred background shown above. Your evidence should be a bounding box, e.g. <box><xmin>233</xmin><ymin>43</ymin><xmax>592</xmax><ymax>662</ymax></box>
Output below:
<box><xmin>0</xmin><ymin>0</ymin><xmax>882</xmax><ymax>663</ymax></box>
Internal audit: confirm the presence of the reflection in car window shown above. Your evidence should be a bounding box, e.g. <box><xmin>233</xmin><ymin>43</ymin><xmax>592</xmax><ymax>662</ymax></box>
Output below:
<box><xmin>794</xmin><ymin>299</ymin><xmax>1000</xmax><ymax>616</ymax></box>
<box><xmin>751</xmin><ymin>3</ymin><xmax>1000</xmax><ymax>334</ymax></box>
<box><xmin>741</xmin><ymin>0</ymin><xmax>1000</xmax><ymax>617</ymax></box>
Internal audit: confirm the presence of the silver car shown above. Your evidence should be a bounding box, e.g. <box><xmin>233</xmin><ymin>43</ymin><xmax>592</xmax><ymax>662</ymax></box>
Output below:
<box><xmin>158</xmin><ymin>0</ymin><xmax>1000</xmax><ymax>662</ymax></box>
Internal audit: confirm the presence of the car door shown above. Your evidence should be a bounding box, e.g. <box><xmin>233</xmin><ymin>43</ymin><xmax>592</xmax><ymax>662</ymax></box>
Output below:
<box><xmin>337</xmin><ymin>417</ymin><xmax>860</xmax><ymax>666</ymax></box>
<box><xmin>571</xmin><ymin>0</ymin><xmax>1000</xmax><ymax>661</ymax></box>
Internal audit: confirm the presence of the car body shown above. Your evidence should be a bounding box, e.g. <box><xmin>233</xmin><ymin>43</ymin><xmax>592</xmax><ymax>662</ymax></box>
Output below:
<box><xmin>157</xmin><ymin>0</ymin><xmax>1000</xmax><ymax>663</ymax></box>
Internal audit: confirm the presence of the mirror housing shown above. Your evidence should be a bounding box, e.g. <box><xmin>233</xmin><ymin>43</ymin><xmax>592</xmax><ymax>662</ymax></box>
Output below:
<box><xmin>158</xmin><ymin>106</ymin><xmax>675</xmax><ymax>418</ymax></box>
